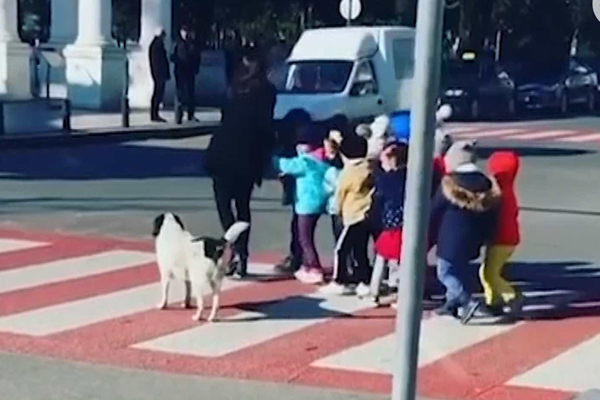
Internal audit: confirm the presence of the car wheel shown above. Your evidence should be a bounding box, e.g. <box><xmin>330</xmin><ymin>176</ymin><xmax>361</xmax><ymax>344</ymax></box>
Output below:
<box><xmin>587</xmin><ymin>90</ymin><xmax>595</xmax><ymax>112</ymax></box>
<box><xmin>560</xmin><ymin>92</ymin><xmax>569</xmax><ymax>114</ymax></box>
<box><xmin>470</xmin><ymin>99</ymin><xmax>480</xmax><ymax>120</ymax></box>
<box><xmin>507</xmin><ymin>97</ymin><xmax>517</xmax><ymax>119</ymax></box>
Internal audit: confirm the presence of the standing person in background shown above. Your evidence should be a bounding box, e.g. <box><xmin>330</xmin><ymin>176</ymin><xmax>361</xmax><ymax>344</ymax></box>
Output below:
<box><xmin>171</xmin><ymin>26</ymin><xmax>199</xmax><ymax>124</ymax></box>
<box><xmin>204</xmin><ymin>47</ymin><xmax>277</xmax><ymax>278</ymax></box>
<box><xmin>149</xmin><ymin>29</ymin><xmax>170</xmax><ymax>123</ymax></box>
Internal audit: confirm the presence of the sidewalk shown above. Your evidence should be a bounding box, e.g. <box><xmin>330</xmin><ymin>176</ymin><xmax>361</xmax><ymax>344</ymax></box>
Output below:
<box><xmin>0</xmin><ymin>108</ymin><xmax>221</xmax><ymax>149</ymax></box>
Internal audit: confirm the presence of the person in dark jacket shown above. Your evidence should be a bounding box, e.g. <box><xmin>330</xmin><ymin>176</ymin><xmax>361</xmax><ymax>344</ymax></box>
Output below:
<box><xmin>430</xmin><ymin>140</ymin><xmax>501</xmax><ymax>324</ymax></box>
<box><xmin>205</xmin><ymin>47</ymin><xmax>277</xmax><ymax>278</ymax></box>
<box><xmin>171</xmin><ymin>26</ymin><xmax>200</xmax><ymax>124</ymax></box>
<box><xmin>149</xmin><ymin>29</ymin><xmax>170</xmax><ymax>122</ymax></box>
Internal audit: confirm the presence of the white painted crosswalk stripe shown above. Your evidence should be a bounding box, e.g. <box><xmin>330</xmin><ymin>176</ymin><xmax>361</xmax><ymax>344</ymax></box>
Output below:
<box><xmin>0</xmin><ymin>265</ymin><xmax>269</xmax><ymax>336</ymax></box>
<box><xmin>0</xmin><ymin>250</ymin><xmax>155</xmax><ymax>295</ymax></box>
<box><xmin>509</xmin><ymin>332</ymin><xmax>600</xmax><ymax>392</ymax></box>
<box><xmin>133</xmin><ymin>292</ymin><xmax>368</xmax><ymax>357</ymax></box>
<box><xmin>0</xmin><ymin>238</ymin><xmax>46</xmax><ymax>253</ymax></box>
<box><xmin>453</xmin><ymin>128</ymin><xmax>524</xmax><ymax>139</ymax></box>
<box><xmin>312</xmin><ymin>316</ymin><xmax>516</xmax><ymax>374</ymax></box>
<box><xmin>502</xmin><ymin>130</ymin><xmax>578</xmax><ymax>141</ymax></box>
<box><xmin>559</xmin><ymin>132</ymin><xmax>600</xmax><ymax>143</ymax></box>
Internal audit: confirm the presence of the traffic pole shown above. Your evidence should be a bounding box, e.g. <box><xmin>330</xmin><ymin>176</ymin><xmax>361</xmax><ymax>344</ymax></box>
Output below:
<box><xmin>392</xmin><ymin>0</ymin><xmax>445</xmax><ymax>400</ymax></box>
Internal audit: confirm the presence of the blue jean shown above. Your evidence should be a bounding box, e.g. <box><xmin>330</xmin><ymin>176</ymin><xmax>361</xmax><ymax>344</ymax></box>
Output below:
<box><xmin>436</xmin><ymin>258</ymin><xmax>471</xmax><ymax>308</ymax></box>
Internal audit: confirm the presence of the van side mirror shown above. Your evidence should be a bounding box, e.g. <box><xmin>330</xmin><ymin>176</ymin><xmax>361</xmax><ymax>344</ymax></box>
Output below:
<box><xmin>350</xmin><ymin>81</ymin><xmax>378</xmax><ymax>97</ymax></box>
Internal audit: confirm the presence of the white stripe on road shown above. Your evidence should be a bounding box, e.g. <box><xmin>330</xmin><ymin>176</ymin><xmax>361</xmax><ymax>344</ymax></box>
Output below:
<box><xmin>558</xmin><ymin>132</ymin><xmax>600</xmax><ymax>143</ymax></box>
<box><xmin>453</xmin><ymin>129</ymin><xmax>524</xmax><ymax>139</ymax></box>
<box><xmin>312</xmin><ymin>316</ymin><xmax>516</xmax><ymax>374</ymax></box>
<box><xmin>0</xmin><ymin>250</ymin><xmax>155</xmax><ymax>295</ymax></box>
<box><xmin>509</xmin><ymin>332</ymin><xmax>600</xmax><ymax>392</ymax></box>
<box><xmin>502</xmin><ymin>130</ymin><xmax>577</xmax><ymax>141</ymax></box>
<box><xmin>0</xmin><ymin>273</ymin><xmax>257</xmax><ymax>336</ymax></box>
<box><xmin>133</xmin><ymin>292</ymin><xmax>368</xmax><ymax>357</ymax></box>
<box><xmin>444</xmin><ymin>126</ymin><xmax>484</xmax><ymax>134</ymax></box>
<box><xmin>0</xmin><ymin>238</ymin><xmax>46</xmax><ymax>253</ymax></box>
<box><xmin>0</xmin><ymin>263</ymin><xmax>275</xmax><ymax>336</ymax></box>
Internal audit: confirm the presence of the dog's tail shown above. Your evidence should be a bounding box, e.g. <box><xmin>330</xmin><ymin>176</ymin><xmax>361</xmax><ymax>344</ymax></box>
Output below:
<box><xmin>224</xmin><ymin>222</ymin><xmax>250</xmax><ymax>244</ymax></box>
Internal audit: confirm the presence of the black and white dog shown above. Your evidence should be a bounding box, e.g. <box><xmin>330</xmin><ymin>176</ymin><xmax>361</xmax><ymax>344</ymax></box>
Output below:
<box><xmin>152</xmin><ymin>213</ymin><xmax>249</xmax><ymax>322</ymax></box>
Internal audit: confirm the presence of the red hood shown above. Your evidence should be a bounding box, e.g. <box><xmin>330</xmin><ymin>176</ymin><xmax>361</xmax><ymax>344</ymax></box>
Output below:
<box><xmin>488</xmin><ymin>151</ymin><xmax>520</xmax><ymax>187</ymax></box>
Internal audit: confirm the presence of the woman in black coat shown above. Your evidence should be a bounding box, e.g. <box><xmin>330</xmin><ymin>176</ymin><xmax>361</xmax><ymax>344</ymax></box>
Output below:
<box><xmin>205</xmin><ymin>47</ymin><xmax>277</xmax><ymax>278</ymax></box>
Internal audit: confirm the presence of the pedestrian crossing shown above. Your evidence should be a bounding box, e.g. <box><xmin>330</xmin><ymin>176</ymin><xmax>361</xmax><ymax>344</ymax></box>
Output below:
<box><xmin>0</xmin><ymin>227</ymin><xmax>597</xmax><ymax>399</ymax></box>
<box><xmin>447</xmin><ymin>123</ymin><xmax>600</xmax><ymax>146</ymax></box>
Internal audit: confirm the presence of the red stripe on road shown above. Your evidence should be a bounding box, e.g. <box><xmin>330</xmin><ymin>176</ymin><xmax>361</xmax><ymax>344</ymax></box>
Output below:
<box><xmin>217</xmin><ymin>306</ymin><xmax>395</xmax><ymax>382</ymax></box>
<box><xmin>0</xmin><ymin>263</ymin><xmax>157</xmax><ymax>317</ymax></box>
<box><xmin>48</xmin><ymin>278</ymin><xmax>309</xmax><ymax>348</ymax></box>
<box><xmin>417</xmin><ymin>316</ymin><xmax>600</xmax><ymax>400</ymax></box>
<box><xmin>475</xmin><ymin>384</ymin><xmax>573</xmax><ymax>400</ymax></box>
<box><xmin>0</xmin><ymin>242</ymin><xmax>112</xmax><ymax>272</ymax></box>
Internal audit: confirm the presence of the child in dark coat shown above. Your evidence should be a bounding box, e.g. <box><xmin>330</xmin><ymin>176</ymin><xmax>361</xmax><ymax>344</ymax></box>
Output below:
<box><xmin>369</xmin><ymin>140</ymin><xmax>408</xmax><ymax>304</ymax></box>
<box><xmin>430</xmin><ymin>140</ymin><xmax>501</xmax><ymax>324</ymax></box>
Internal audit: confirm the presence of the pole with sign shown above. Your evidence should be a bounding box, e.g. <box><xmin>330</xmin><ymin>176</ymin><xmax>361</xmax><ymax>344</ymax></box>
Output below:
<box><xmin>339</xmin><ymin>0</ymin><xmax>361</xmax><ymax>26</ymax></box>
<box><xmin>392</xmin><ymin>0</ymin><xmax>446</xmax><ymax>399</ymax></box>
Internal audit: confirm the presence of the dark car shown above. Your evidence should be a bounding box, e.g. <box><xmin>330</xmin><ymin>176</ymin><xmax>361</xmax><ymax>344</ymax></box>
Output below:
<box><xmin>441</xmin><ymin>53</ymin><xmax>516</xmax><ymax>120</ymax></box>
<box><xmin>515</xmin><ymin>59</ymin><xmax>597</xmax><ymax>114</ymax></box>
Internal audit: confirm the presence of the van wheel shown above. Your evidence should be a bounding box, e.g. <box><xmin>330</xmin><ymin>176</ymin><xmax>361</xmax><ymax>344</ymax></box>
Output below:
<box><xmin>560</xmin><ymin>92</ymin><xmax>569</xmax><ymax>114</ymax></box>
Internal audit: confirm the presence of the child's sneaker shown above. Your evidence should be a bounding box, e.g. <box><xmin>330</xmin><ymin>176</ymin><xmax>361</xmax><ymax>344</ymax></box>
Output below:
<box><xmin>294</xmin><ymin>268</ymin><xmax>313</xmax><ymax>284</ymax></box>
<box><xmin>305</xmin><ymin>269</ymin><xmax>324</xmax><ymax>285</ymax></box>
<box><xmin>356</xmin><ymin>283</ymin><xmax>371</xmax><ymax>298</ymax></box>
<box><xmin>319</xmin><ymin>282</ymin><xmax>353</xmax><ymax>296</ymax></box>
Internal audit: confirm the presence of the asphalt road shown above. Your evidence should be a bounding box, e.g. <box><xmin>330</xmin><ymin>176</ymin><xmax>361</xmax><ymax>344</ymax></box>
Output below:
<box><xmin>1</xmin><ymin>116</ymin><xmax>600</xmax><ymax>400</ymax></box>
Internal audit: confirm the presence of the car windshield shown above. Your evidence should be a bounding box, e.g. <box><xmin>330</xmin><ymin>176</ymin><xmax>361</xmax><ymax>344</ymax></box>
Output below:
<box><xmin>270</xmin><ymin>61</ymin><xmax>354</xmax><ymax>94</ymax></box>
<box><xmin>442</xmin><ymin>61</ymin><xmax>481</xmax><ymax>86</ymax></box>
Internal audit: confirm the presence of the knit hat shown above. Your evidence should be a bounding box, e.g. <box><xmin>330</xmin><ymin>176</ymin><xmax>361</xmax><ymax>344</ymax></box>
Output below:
<box><xmin>445</xmin><ymin>140</ymin><xmax>477</xmax><ymax>172</ymax></box>
<box><xmin>355</xmin><ymin>124</ymin><xmax>372</xmax><ymax>139</ymax></box>
<box><xmin>340</xmin><ymin>135</ymin><xmax>368</xmax><ymax>159</ymax></box>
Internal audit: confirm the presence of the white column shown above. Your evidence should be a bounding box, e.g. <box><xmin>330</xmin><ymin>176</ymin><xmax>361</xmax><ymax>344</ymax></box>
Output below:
<box><xmin>139</xmin><ymin>0</ymin><xmax>172</xmax><ymax>48</ymax></box>
<box><xmin>128</xmin><ymin>0</ymin><xmax>173</xmax><ymax>108</ymax></box>
<box><xmin>64</xmin><ymin>0</ymin><xmax>125</xmax><ymax>110</ymax></box>
<box><xmin>0</xmin><ymin>0</ymin><xmax>31</xmax><ymax>97</ymax></box>
<box><xmin>75</xmin><ymin>0</ymin><xmax>113</xmax><ymax>45</ymax></box>
<box><xmin>50</xmin><ymin>0</ymin><xmax>78</xmax><ymax>44</ymax></box>
<box><xmin>0</xmin><ymin>0</ymin><xmax>19</xmax><ymax>42</ymax></box>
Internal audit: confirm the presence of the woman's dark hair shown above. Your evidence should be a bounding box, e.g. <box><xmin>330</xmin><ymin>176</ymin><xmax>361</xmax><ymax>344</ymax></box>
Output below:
<box><xmin>230</xmin><ymin>45</ymin><xmax>268</xmax><ymax>95</ymax></box>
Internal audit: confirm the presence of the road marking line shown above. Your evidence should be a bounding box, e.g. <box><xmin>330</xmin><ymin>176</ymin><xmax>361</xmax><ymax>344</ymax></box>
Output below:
<box><xmin>509</xmin><ymin>332</ymin><xmax>600</xmax><ymax>392</ymax></box>
<box><xmin>133</xmin><ymin>291</ymin><xmax>369</xmax><ymax>357</ymax></box>
<box><xmin>0</xmin><ymin>250</ymin><xmax>155</xmax><ymax>295</ymax></box>
<box><xmin>312</xmin><ymin>316</ymin><xmax>516</xmax><ymax>374</ymax></box>
<box><xmin>0</xmin><ymin>238</ymin><xmax>46</xmax><ymax>253</ymax></box>
<box><xmin>453</xmin><ymin>129</ymin><xmax>524</xmax><ymax>139</ymax></box>
<box><xmin>559</xmin><ymin>132</ymin><xmax>600</xmax><ymax>142</ymax></box>
<box><xmin>0</xmin><ymin>263</ymin><xmax>272</xmax><ymax>336</ymax></box>
<box><xmin>502</xmin><ymin>130</ymin><xmax>578</xmax><ymax>141</ymax></box>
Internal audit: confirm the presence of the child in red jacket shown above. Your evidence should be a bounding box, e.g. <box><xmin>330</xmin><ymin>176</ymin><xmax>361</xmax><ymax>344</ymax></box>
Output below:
<box><xmin>480</xmin><ymin>151</ymin><xmax>523</xmax><ymax>316</ymax></box>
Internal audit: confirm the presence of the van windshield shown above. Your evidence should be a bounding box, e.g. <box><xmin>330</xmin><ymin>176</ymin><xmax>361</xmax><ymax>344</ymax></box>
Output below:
<box><xmin>270</xmin><ymin>61</ymin><xmax>354</xmax><ymax>94</ymax></box>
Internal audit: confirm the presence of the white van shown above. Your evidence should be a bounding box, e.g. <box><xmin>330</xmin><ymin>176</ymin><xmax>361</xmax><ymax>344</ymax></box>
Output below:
<box><xmin>270</xmin><ymin>26</ymin><xmax>416</xmax><ymax>127</ymax></box>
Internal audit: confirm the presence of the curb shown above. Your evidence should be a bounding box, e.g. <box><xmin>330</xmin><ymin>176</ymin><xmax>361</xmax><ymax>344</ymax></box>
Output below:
<box><xmin>0</xmin><ymin>123</ymin><xmax>218</xmax><ymax>150</ymax></box>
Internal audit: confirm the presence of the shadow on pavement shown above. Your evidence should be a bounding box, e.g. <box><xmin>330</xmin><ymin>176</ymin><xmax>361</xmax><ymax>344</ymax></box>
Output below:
<box><xmin>0</xmin><ymin>143</ymin><xmax>211</xmax><ymax>180</ymax></box>
<box><xmin>478</xmin><ymin>146</ymin><xmax>595</xmax><ymax>159</ymax></box>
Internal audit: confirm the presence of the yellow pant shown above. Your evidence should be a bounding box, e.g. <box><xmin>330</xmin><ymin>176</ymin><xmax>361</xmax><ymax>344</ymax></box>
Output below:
<box><xmin>479</xmin><ymin>245</ymin><xmax>517</xmax><ymax>306</ymax></box>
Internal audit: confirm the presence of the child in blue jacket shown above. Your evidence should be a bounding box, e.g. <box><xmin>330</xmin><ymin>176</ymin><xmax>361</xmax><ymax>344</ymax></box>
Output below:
<box><xmin>273</xmin><ymin>127</ymin><xmax>329</xmax><ymax>285</ymax></box>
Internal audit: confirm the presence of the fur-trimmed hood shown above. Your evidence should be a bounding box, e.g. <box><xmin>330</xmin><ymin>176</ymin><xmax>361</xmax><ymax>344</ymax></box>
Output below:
<box><xmin>441</xmin><ymin>173</ymin><xmax>501</xmax><ymax>213</ymax></box>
